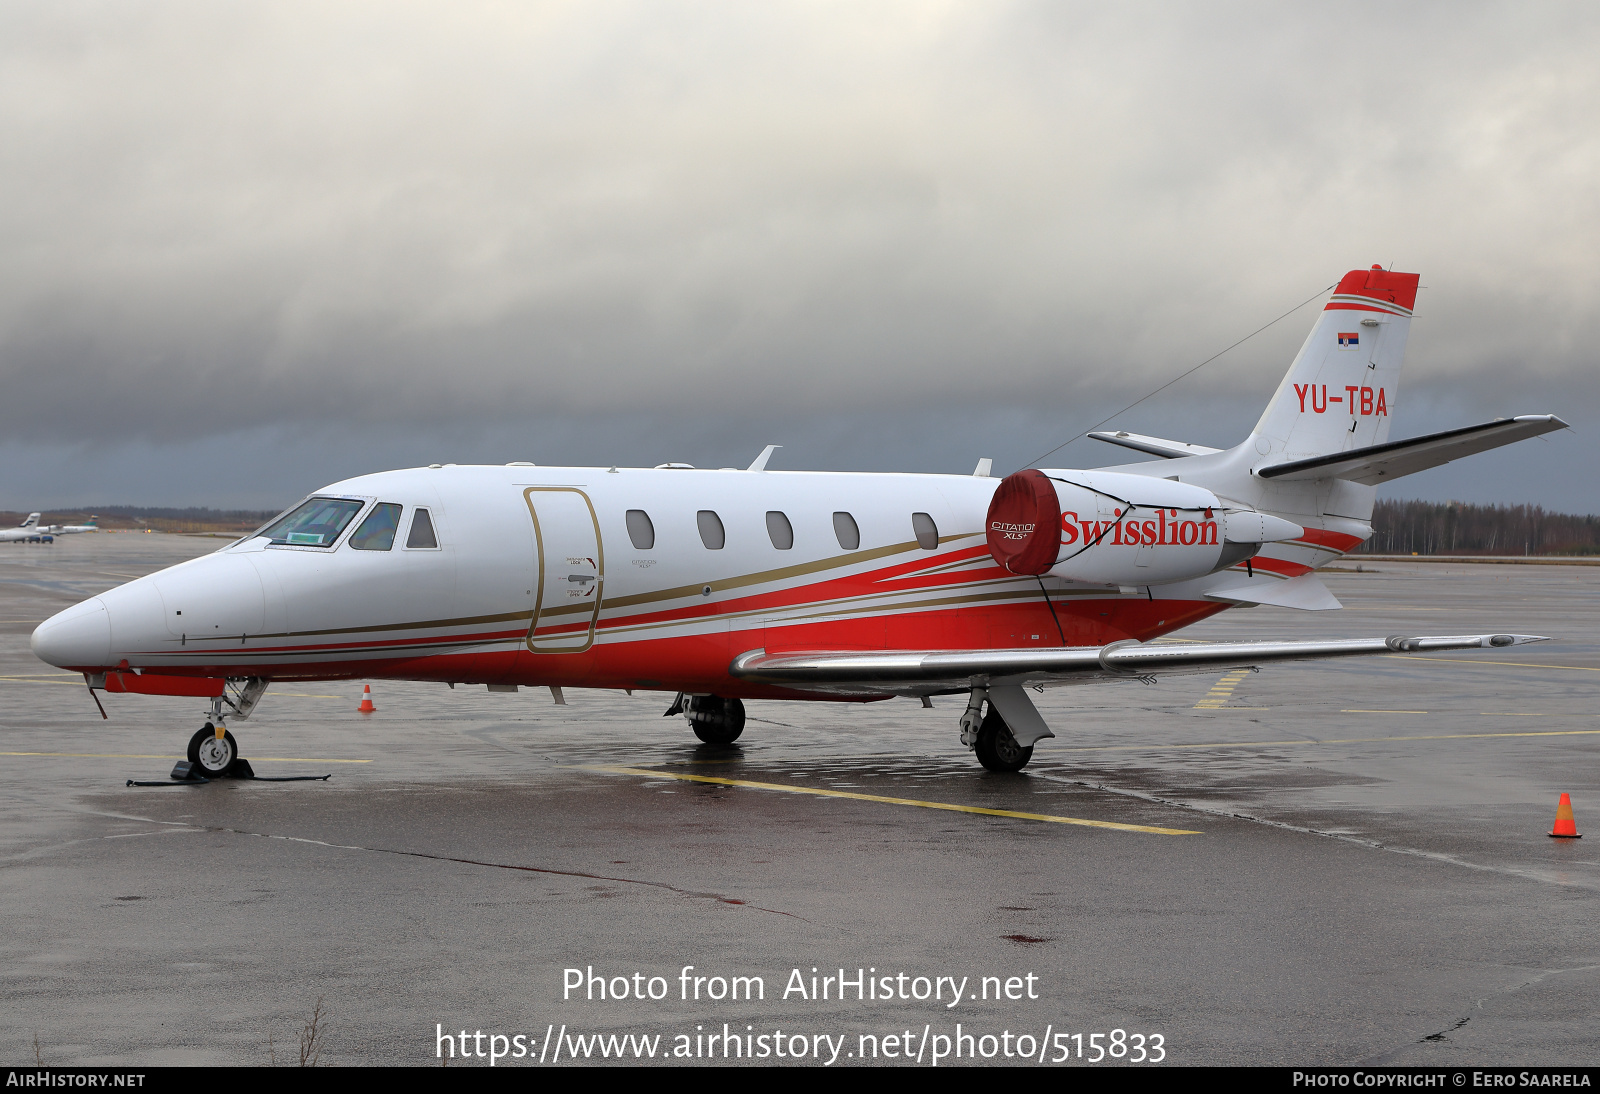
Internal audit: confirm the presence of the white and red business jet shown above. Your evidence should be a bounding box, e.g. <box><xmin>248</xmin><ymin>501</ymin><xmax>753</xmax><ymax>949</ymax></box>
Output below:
<box><xmin>32</xmin><ymin>266</ymin><xmax>1566</xmax><ymax>776</ymax></box>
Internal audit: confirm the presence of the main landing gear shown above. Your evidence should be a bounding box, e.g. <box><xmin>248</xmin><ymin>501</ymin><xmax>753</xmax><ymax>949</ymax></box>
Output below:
<box><xmin>666</xmin><ymin>693</ymin><xmax>746</xmax><ymax>745</ymax></box>
<box><xmin>958</xmin><ymin>688</ymin><xmax>1034</xmax><ymax>773</ymax></box>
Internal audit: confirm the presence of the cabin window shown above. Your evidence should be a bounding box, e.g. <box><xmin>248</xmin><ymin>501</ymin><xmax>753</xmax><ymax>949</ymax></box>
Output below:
<box><xmin>406</xmin><ymin>508</ymin><xmax>440</xmax><ymax>549</ymax></box>
<box><xmin>259</xmin><ymin>497</ymin><xmax>365</xmax><ymax>548</ymax></box>
<box><xmin>625</xmin><ymin>509</ymin><xmax>655</xmax><ymax>551</ymax></box>
<box><xmin>697</xmin><ymin>510</ymin><xmax>725</xmax><ymax>550</ymax></box>
<box><xmin>833</xmin><ymin>511</ymin><xmax>860</xmax><ymax>551</ymax></box>
<box><xmin>349</xmin><ymin>503</ymin><xmax>403</xmax><ymax>551</ymax></box>
<box><xmin>912</xmin><ymin>512</ymin><xmax>939</xmax><ymax>550</ymax></box>
<box><xmin>766</xmin><ymin>511</ymin><xmax>794</xmax><ymax>550</ymax></box>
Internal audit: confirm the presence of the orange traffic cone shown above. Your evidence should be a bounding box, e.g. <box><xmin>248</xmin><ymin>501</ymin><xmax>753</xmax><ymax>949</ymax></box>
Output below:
<box><xmin>1549</xmin><ymin>793</ymin><xmax>1581</xmax><ymax>839</ymax></box>
<box><xmin>358</xmin><ymin>685</ymin><xmax>376</xmax><ymax>714</ymax></box>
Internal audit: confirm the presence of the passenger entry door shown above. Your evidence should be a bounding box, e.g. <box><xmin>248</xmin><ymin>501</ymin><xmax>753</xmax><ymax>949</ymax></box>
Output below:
<box><xmin>523</xmin><ymin>487</ymin><xmax>604</xmax><ymax>653</ymax></box>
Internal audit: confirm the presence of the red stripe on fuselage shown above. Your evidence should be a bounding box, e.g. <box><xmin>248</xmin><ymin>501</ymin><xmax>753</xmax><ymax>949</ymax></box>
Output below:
<box><xmin>1292</xmin><ymin>527</ymin><xmax>1365</xmax><ymax>552</ymax></box>
<box><xmin>1237</xmin><ymin>557</ymin><xmax>1314</xmax><ymax>578</ymax></box>
<box><xmin>582</xmin><ymin>543</ymin><xmax>1003</xmax><ymax>638</ymax></box>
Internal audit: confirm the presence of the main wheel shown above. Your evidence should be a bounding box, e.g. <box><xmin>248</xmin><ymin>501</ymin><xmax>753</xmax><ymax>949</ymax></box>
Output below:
<box><xmin>975</xmin><ymin>707</ymin><xmax>1033</xmax><ymax>772</ymax></box>
<box><xmin>187</xmin><ymin>723</ymin><xmax>239</xmax><ymax>776</ymax></box>
<box><xmin>687</xmin><ymin>696</ymin><xmax>746</xmax><ymax>745</ymax></box>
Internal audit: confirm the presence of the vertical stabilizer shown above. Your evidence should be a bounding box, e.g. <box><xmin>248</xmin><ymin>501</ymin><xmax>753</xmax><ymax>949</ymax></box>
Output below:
<box><xmin>1252</xmin><ymin>266</ymin><xmax>1419</xmax><ymax>462</ymax></box>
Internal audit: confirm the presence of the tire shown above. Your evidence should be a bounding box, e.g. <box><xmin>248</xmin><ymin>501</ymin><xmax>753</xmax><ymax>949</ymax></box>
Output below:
<box><xmin>975</xmin><ymin>706</ymin><xmax>1033</xmax><ymax>772</ymax></box>
<box><xmin>187</xmin><ymin>724</ymin><xmax>239</xmax><ymax>776</ymax></box>
<box><xmin>687</xmin><ymin>695</ymin><xmax>746</xmax><ymax>745</ymax></box>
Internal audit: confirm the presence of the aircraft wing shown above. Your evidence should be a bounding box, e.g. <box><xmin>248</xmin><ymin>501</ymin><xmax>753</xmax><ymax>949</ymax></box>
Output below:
<box><xmin>1257</xmin><ymin>415</ymin><xmax>1568</xmax><ymax>484</ymax></box>
<box><xmin>730</xmin><ymin>633</ymin><xmax>1548</xmax><ymax>697</ymax></box>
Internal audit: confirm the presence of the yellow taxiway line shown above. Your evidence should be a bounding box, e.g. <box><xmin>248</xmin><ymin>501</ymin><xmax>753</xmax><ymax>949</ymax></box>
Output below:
<box><xmin>584</xmin><ymin>764</ymin><xmax>1201</xmax><ymax>836</ymax></box>
<box><xmin>1401</xmin><ymin>656</ymin><xmax>1600</xmax><ymax>672</ymax></box>
<box><xmin>1053</xmin><ymin>728</ymin><xmax>1600</xmax><ymax>753</ymax></box>
<box><xmin>0</xmin><ymin>751</ymin><xmax>370</xmax><ymax>763</ymax></box>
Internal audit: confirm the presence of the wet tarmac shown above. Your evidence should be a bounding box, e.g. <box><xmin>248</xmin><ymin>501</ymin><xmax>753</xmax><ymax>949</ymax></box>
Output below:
<box><xmin>2</xmin><ymin>534</ymin><xmax>1597</xmax><ymax>1066</ymax></box>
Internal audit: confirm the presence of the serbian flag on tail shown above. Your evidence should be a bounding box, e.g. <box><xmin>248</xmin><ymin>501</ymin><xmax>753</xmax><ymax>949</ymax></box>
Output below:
<box><xmin>1338</xmin><ymin>332</ymin><xmax>1359</xmax><ymax>346</ymax></box>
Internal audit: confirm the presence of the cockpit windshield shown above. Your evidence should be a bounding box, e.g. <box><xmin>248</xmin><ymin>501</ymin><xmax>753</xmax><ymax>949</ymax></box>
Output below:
<box><xmin>256</xmin><ymin>498</ymin><xmax>366</xmax><ymax>548</ymax></box>
<box><xmin>349</xmin><ymin>503</ymin><xmax>403</xmax><ymax>551</ymax></box>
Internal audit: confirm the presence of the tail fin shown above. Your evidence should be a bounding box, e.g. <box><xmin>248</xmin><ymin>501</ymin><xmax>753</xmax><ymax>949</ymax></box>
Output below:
<box><xmin>21</xmin><ymin>513</ymin><xmax>40</xmax><ymax>528</ymax></box>
<box><xmin>1252</xmin><ymin>266</ymin><xmax>1419</xmax><ymax>462</ymax></box>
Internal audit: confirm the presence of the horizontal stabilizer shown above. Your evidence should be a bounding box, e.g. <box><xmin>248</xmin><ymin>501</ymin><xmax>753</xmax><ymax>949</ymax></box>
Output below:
<box><xmin>1257</xmin><ymin>415</ymin><xmax>1568</xmax><ymax>484</ymax></box>
<box><xmin>730</xmin><ymin>633</ymin><xmax>1548</xmax><ymax>696</ymax></box>
<box><xmin>1203</xmin><ymin>573</ymin><xmax>1342</xmax><ymax>611</ymax></box>
<box><xmin>1088</xmin><ymin>431</ymin><xmax>1222</xmax><ymax>459</ymax></box>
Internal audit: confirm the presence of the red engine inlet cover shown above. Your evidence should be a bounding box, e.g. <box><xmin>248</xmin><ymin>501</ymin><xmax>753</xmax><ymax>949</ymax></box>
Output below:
<box><xmin>986</xmin><ymin>469</ymin><xmax>1061</xmax><ymax>575</ymax></box>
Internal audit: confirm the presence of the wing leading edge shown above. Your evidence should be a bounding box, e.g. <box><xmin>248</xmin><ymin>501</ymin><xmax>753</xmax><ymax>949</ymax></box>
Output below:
<box><xmin>730</xmin><ymin>633</ymin><xmax>1549</xmax><ymax>697</ymax></box>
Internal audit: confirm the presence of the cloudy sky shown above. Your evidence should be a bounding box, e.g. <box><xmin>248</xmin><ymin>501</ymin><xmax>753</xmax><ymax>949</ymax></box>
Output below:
<box><xmin>1</xmin><ymin>1</ymin><xmax>1595</xmax><ymax>511</ymax></box>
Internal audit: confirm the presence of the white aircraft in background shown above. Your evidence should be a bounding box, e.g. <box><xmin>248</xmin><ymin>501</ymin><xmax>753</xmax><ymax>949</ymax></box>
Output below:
<box><xmin>32</xmin><ymin>266</ymin><xmax>1567</xmax><ymax>778</ymax></box>
<box><xmin>43</xmin><ymin>516</ymin><xmax>101</xmax><ymax>535</ymax></box>
<box><xmin>0</xmin><ymin>514</ymin><xmax>51</xmax><ymax>543</ymax></box>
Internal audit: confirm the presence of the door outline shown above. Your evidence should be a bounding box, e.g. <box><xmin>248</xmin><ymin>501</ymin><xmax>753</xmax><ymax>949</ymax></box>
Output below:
<box><xmin>523</xmin><ymin>487</ymin><xmax>605</xmax><ymax>654</ymax></box>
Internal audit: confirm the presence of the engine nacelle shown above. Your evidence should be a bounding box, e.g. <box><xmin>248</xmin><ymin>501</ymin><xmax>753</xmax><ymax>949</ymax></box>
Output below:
<box><xmin>986</xmin><ymin>468</ymin><xmax>1303</xmax><ymax>587</ymax></box>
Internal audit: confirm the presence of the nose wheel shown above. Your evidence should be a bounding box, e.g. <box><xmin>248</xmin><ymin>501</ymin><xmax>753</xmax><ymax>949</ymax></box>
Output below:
<box><xmin>186</xmin><ymin>723</ymin><xmax>240</xmax><ymax>777</ymax></box>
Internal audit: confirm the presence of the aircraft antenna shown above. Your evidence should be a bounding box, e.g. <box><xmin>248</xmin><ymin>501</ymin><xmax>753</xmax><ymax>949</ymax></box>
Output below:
<box><xmin>1015</xmin><ymin>280</ymin><xmax>1336</xmax><ymax>471</ymax></box>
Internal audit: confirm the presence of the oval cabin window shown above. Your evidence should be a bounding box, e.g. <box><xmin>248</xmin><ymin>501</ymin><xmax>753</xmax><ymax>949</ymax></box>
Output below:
<box><xmin>697</xmin><ymin>510</ymin><xmax>726</xmax><ymax>550</ymax></box>
<box><xmin>766</xmin><ymin>511</ymin><xmax>794</xmax><ymax>550</ymax></box>
<box><xmin>625</xmin><ymin>509</ymin><xmax>655</xmax><ymax>551</ymax></box>
<box><xmin>912</xmin><ymin>512</ymin><xmax>938</xmax><ymax>550</ymax></box>
<box><xmin>832</xmin><ymin>512</ymin><xmax>860</xmax><ymax>551</ymax></box>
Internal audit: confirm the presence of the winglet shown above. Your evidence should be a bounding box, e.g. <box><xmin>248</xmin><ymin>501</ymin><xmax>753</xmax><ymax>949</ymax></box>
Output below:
<box><xmin>747</xmin><ymin>445</ymin><xmax>781</xmax><ymax>472</ymax></box>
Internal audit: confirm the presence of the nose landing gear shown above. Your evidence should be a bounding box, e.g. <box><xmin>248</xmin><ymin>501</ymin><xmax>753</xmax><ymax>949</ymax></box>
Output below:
<box><xmin>186</xmin><ymin>722</ymin><xmax>240</xmax><ymax>777</ymax></box>
<box><xmin>171</xmin><ymin>679</ymin><xmax>269</xmax><ymax>780</ymax></box>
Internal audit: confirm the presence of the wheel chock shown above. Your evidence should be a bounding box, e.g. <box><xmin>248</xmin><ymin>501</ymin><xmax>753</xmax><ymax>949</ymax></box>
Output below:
<box><xmin>128</xmin><ymin>757</ymin><xmax>332</xmax><ymax>787</ymax></box>
<box><xmin>1550</xmin><ymin>793</ymin><xmax>1582</xmax><ymax>838</ymax></box>
<box><xmin>170</xmin><ymin>760</ymin><xmax>207</xmax><ymax>781</ymax></box>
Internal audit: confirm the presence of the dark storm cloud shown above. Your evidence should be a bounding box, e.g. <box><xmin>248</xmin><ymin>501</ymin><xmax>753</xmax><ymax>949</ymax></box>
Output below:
<box><xmin>0</xmin><ymin>1</ymin><xmax>1596</xmax><ymax>505</ymax></box>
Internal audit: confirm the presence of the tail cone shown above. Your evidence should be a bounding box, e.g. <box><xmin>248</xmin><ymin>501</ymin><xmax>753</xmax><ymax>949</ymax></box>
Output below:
<box><xmin>358</xmin><ymin>684</ymin><xmax>376</xmax><ymax>714</ymax></box>
<box><xmin>1549</xmin><ymin>793</ymin><xmax>1581</xmax><ymax>838</ymax></box>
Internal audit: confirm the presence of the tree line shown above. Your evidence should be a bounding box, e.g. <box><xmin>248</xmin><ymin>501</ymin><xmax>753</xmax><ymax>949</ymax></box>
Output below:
<box><xmin>1354</xmin><ymin>499</ymin><xmax>1600</xmax><ymax>556</ymax></box>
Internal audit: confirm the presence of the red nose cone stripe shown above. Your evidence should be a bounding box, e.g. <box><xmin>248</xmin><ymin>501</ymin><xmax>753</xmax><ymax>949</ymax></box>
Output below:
<box><xmin>986</xmin><ymin>469</ymin><xmax>1061</xmax><ymax>576</ymax></box>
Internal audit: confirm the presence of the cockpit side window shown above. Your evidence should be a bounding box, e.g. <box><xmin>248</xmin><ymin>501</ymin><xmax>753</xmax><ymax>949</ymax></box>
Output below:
<box><xmin>259</xmin><ymin>498</ymin><xmax>366</xmax><ymax>548</ymax></box>
<box><xmin>349</xmin><ymin>503</ymin><xmax>403</xmax><ymax>551</ymax></box>
<box><xmin>406</xmin><ymin>508</ymin><xmax>440</xmax><ymax>549</ymax></box>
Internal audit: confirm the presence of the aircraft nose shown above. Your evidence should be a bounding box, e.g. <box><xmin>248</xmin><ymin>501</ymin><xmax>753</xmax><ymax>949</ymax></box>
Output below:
<box><xmin>31</xmin><ymin>597</ymin><xmax>112</xmax><ymax>670</ymax></box>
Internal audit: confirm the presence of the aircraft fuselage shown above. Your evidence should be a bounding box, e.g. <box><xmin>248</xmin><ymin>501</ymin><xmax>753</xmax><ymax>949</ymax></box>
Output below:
<box><xmin>30</xmin><ymin>463</ymin><xmax>1346</xmax><ymax>699</ymax></box>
